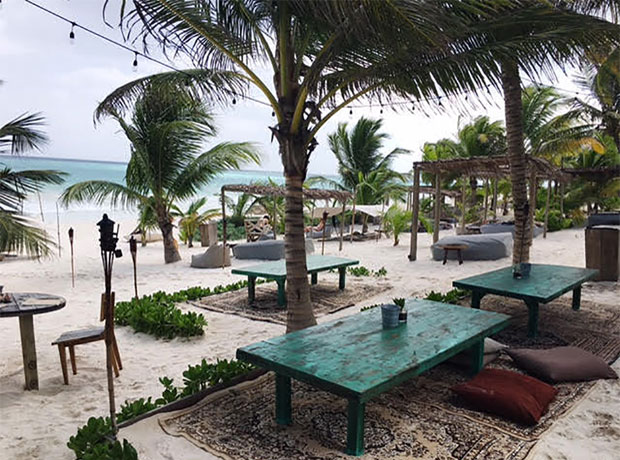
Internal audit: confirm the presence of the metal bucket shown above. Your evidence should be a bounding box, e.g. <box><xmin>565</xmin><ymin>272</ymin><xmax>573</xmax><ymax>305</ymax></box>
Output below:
<box><xmin>381</xmin><ymin>304</ymin><xmax>400</xmax><ymax>329</ymax></box>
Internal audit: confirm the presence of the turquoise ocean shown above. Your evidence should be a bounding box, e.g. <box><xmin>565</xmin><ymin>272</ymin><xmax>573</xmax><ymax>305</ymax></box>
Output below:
<box><xmin>0</xmin><ymin>155</ymin><xmax>304</xmax><ymax>223</ymax></box>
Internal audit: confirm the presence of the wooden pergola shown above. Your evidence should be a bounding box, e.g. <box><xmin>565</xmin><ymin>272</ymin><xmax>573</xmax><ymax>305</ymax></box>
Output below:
<box><xmin>220</xmin><ymin>185</ymin><xmax>353</xmax><ymax>266</ymax></box>
<box><xmin>408</xmin><ymin>155</ymin><xmax>568</xmax><ymax>261</ymax></box>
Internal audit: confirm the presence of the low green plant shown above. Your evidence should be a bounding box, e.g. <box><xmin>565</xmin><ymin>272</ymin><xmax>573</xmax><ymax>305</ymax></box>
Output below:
<box><xmin>373</xmin><ymin>267</ymin><xmax>388</xmax><ymax>277</ymax></box>
<box><xmin>116</xmin><ymin>398</ymin><xmax>159</xmax><ymax>424</ymax></box>
<box><xmin>348</xmin><ymin>266</ymin><xmax>371</xmax><ymax>277</ymax></box>
<box><xmin>67</xmin><ymin>417</ymin><xmax>138</xmax><ymax>460</ymax></box>
<box><xmin>535</xmin><ymin>209</ymin><xmax>572</xmax><ymax>232</ymax></box>
<box><xmin>177</xmin><ymin>358</ymin><xmax>255</xmax><ymax>397</ymax></box>
<box><xmin>360</xmin><ymin>303</ymin><xmax>381</xmax><ymax>312</ymax></box>
<box><xmin>425</xmin><ymin>288</ymin><xmax>469</xmax><ymax>304</ymax></box>
<box><xmin>392</xmin><ymin>298</ymin><xmax>406</xmax><ymax>310</ymax></box>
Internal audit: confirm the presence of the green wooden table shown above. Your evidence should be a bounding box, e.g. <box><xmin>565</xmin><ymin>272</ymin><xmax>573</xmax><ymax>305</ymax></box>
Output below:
<box><xmin>453</xmin><ymin>264</ymin><xmax>598</xmax><ymax>338</ymax></box>
<box><xmin>236</xmin><ymin>299</ymin><xmax>510</xmax><ymax>455</ymax></box>
<box><xmin>231</xmin><ymin>255</ymin><xmax>359</xmax><ymax>306</ymax></box>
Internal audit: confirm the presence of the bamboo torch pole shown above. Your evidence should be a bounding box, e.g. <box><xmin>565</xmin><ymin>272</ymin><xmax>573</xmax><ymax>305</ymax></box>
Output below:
<box><xmin>130</xmin><ymin>236</ymin><xmax>138</xmax><ymax>299</ymax></box>
<box><xmin>68</xmin><ymin>227</ymin><xmax>75</xmax><ymax>288</ymax></box>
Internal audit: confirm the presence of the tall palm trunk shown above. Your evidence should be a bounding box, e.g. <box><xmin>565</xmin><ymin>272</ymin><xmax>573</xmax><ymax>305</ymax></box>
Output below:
<box><xmin>157</xmin><ymin>208</ymin><xmax>182</xmax><ymax>263</ymax></box>
<box><xmin>501</xmin><ymin>59</ymin><xmax>531</xmax><ymax>264</ymax></box>
<box><xmin>283</xmin><ymin>143</ymin><xmax>316</xmax><ymax>332</ymax></box>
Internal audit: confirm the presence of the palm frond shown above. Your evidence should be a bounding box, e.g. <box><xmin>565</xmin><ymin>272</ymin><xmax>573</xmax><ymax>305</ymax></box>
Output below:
<box><xmin>60</xmin><ymin>180</ymin><xmax>147</xmax><ymax>209</ymax></box>
<box><xmin>0</xmin><ymin>210</ymin><xmax>54</xmax><ymax>257</ymax></box>
<box><xmin>0</xmin><ymin>113</ymin><xmax>49</xmax><ymax>155</ymax></box>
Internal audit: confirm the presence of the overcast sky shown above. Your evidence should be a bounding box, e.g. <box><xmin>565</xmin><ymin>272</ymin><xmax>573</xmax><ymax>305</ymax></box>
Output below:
<box><xmin>0</xmin><ymin>1</ymin><xmax>579</xmax><ymax>175</ymax></box>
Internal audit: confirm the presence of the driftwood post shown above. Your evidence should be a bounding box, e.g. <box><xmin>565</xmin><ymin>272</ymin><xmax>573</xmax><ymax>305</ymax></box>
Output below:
<box><xmin>492</xmin><ymin>177</ymin><xmax>498</xmax><ymax>218</ymax></box>
<box><xmin>483</xmin><ymin>178</ymin><xmax>489</xmax><ymax>223</ymax></box>
<box><xmin>350</xmin><ymin>191</ymin><xmax>357</xmax><ymax>243</ymax></box>
<box><xmin>96</xmin><ymin>214</ymin><xmax>122</xmax><ymax>436</ymax></box>
<box><xmin>272</xmin><ymin>197</ymin><xmax>278</xmax><ymax>240</ymax></box>
<box><xmin>56</xmin><ymin>203</ymin><xmax>61</xmax><ymax>258</ymax></box>
<box><xmin>408</xmin><ymin>165</ymin><xmax>420</xmax><ymax>261</ymax></box>
<box><xmin>543</xmin><ymin>180</ymin><xmax>551</xmax><ymax>238</ymax></box>
<box><xmin>528</xmin><ymin>173</ymin><xmax>538</xmax><ymax>244</ymax></box>
<box><xmin>221</xmin><ymin>188</ymin><xmax>227</xmax><ymax>269</ymax></box>
<box><xmin>339</xmin><ymin>200</ymin><xmax>346</xmax><ymax>251</ymax></box>
<box><xmin>321</xmin><ymin>209</ymin><xmax>326</xmax><ymax>256</ymax></box>
<box><xmin>377</xmin><ymin>197</ymin><xmax>385</xmax><ymax>242</ymax></box>
<box><xmin>129</xmin><ymin>236</ymin><xmax>138</xmax><ymax>299</ymax></box>
<box><xmin>68</xmin><ymin>227</ymin><xmax>75</xmax><ymax>288</ymax></box>
<box><xmin>460</xmin><ymin>180</ymin><xmax>467</xmax><ymax>234</ymax></box>
<box><xmin>433</xmin><ymin>173</ymin><xmax>441</xmax><ymax>244</ymax></box>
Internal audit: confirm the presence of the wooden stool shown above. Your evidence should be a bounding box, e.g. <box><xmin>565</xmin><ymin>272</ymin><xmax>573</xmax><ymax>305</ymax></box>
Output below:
<box><xmin>438</xmin><ymin>244</ymin><xmax>468</xmax><ymax>265</ymax></box>
<box><xmin>51</xmin><ymin>327</ymin><xmax>122</xmax><ymax>385</ymax></box>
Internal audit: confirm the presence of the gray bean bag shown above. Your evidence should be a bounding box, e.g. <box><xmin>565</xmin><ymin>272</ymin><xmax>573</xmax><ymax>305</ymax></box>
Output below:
<box><xmin>431</xmin><ymin>233</ymin><xmax>513</xmax><ymax>261</ymax></box>
<box><xmin>481</xmin><ymin>223</ymin><xmax>544</xmax><ymax>238</ymax></box>
<box><xmin>232</xmin><ymin>239</ymin><xmax>315</xmax><ymax>260</ymax></box>
<box><xmin>587</xmin><ymin>213</ymin><xmax>620</xmax><ymax>227</ymax></box>
<box><xmin>191</xmin><ymin>244</ymin><xmax>231</xmax><ymax>268</ymax></box>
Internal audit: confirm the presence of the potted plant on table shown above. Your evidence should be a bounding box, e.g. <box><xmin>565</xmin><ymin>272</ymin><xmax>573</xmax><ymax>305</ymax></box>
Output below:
<box><xmin>393</xmin><ymin>298</ymin><xmax>407</xmax><ymax>323</ymax></box>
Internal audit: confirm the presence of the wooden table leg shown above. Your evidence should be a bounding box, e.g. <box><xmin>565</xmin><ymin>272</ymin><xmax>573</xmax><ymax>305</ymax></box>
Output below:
<box><xmin>275</xmin><ymin>374</ymin><xmax>292</xmax><ymax>425</ymax></box>
<box><xmin>442</xmin><ymin>249</ymin><xmax>448</xmax><ymax>265</ymax></box>
<box><xmin>339</xmin><ymin>267</ymin><xmax>346</xmax><ymax>290</ymax></box>
<box><xmin>346</xmin><ymin>398</ymin><xmax>365</xmax><ymax>456</ymax></box>
<box><xmin>469</xmin><ymin>339</ymin><xmax>484</xmax><ymax>375</ymax></box>
<box><xmin>525</xmin><ymin>299</ymin><xmax>539</xmax><ymax>338</ymax></box>
<box><xmin>572</xmin><ymin>286</ymin><xmax>581</xmax><ymax>311</ymax></box>
<box><xmin>471</xmin><ymin>291</ymin><xmax>485</xmax><ymax>309</ymax></box>
<box><xmin>58</xmin><ymin>345</ymin><xmax>69</xmax><ymax>385</ymax></box>
<box><xmin>276</xmin><ymin>279</ymin><xmax>286</xmax><ymax>307</ymax></box>
<box><xmin>18</xmin><ymin>315</ymin><xmax>38</xmax><ymax>390</ymax></box>
<box><xmin>248</xmin><ymin>276</ymin><xmax>256</xmax><ymax>303</ymax></box>
<box><xmin>457</xmin><ymin>249</ymin><xmax>464</xmax><ymax>265</ymax></box>
<box><xmin>311</xmin><ymin>272</ymin><xmax>318</xmax><ymax>285</ymax></box>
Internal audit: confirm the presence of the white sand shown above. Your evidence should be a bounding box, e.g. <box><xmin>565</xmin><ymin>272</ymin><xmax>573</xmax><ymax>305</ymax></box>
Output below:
<box><xmin>0</xmin><ymin>218</ymin><xmax>617</xmax><ymax>459</ymax></box>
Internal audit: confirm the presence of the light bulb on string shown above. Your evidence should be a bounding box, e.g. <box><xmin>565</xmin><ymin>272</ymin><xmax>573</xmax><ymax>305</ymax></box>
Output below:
<box><xmin>132</xmin><ymin>52</ymin><xmax>138</xmax><ymax>72</ymax></box>
<box><xmin>232</xmin><ymin>97</ymin><xmax>237</xmax><ymax>105</ymax></box>
<box><xmin>69</xmin><ymin>23</ymin><xmax>76</xmax><ymax>45</ymax></box>
<box><xmin>380</xmin><ymin>106</ymin><xmax>383</xmax><ymax>114</ymax></box>
<box><xmin>271</xmin><ymin>111</ymin><xmax>275</xmax><ymax>117</ymax></box>
<box><xmin>349</xmin><ymin>108</ymin><xmax>353</xmax><ymax>116</ymax></box>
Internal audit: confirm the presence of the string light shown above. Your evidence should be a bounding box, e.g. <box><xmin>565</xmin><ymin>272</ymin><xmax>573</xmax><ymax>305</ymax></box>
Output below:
<box><xmin>232</xmin><ymin>97</ymin><xmax>237</xmax><ymax>105</ymax></box>
<box><xmin>69</xmin><ymin>22</ymin><xmax>76</xmax><ymax>44</ymax></box>
<box><xmin>132</xmin><ymin>52</ymin><xmax>138</xmax><ymax>72</ymax></box>
<box><xmin>349</xmin><ymin>108</ymin><xmax>353</xmax><ymax>115</ymax></box>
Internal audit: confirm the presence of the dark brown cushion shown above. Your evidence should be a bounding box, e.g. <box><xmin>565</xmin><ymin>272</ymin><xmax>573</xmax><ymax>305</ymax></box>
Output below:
<box><xmin>506</xmin><ymin>346</ymin><xmax>618</xmax><ymax>383</ymax></box>
<box><xmin>451</xmin><ymin>368</ymin><xmax>557</xmax><ymax>425</ymax></box>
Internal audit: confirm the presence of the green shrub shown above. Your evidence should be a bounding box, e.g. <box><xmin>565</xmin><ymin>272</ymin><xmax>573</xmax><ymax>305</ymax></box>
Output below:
<box><xmin>217</xmin><ymin>221</ymin><xmax>246</xmax><ymax>241</ymax></box>
<box><xmin>535</xmin><ymin>209</ymin><xmax>572</xmax><ymax>232</ymax></box>
<box><xmin>67</xmin><ymin>417</ymin><xmax>138</xmax><ymax>460</ymax></box>
<box><xmin>373</xmin><ymin>267</ymin><xmax>388</xmax><ymax>277</ymax></box>
<box><xmin>116</xmin><ymin>398</ymin><xmax>159</xmax><ymax>424</ymax></box>
<box><xmin>177</xmin><ymin>358</ymin><xmax>255</xmax><ymax>397</ymax></box>
<box><xmin>425</xmin><ymin>288</ymin><xmax>469</xmax><ymax>304</ymax></box>
<box><xmin>348</xmin><ymin>266</ymin><xmax>371</xmax><ymax>277</ymax></box>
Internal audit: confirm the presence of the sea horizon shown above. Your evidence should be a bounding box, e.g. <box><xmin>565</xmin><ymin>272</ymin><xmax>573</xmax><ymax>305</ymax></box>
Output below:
<box><xmin>1</xmin><ymin>155</ymin><xmax>335</xmax><ymax>223</ymax></box>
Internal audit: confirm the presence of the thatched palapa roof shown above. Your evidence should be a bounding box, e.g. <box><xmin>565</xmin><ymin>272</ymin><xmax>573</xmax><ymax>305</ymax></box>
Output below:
<box><xmin>561</xmin><ymin>167</ymin><xmax>619</xmax><ymax>183</ymax></box>
<box><xmin>221</xmin><ymin>184</ymin><xmax>352</xmax><ymax>202</ymax></box>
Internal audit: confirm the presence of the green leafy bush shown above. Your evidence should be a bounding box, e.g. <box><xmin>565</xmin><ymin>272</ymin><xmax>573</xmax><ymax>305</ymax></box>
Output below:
<box><xmin>373</xmin><ymin>267</ymin><xmax>388</xmax><ymax>277</ymax></box>
<box><xmin>217</xmin><ymin>221</ymin><xmax>246</xmax><ymax>241</ymax></box>
<box><xmin>425</xmin><ymin>288</ymin><xmax>469</xmax><ymax>304</ymax></box>
<box><xmin>535</xmin><ymin>209</ymin><xmax>572</xmax><ymax>232</ymax></box>
<box><xmin>347</xmin><ymin>266</ymin><xmax>370</xmax><ymax>277</ymax></box>
<box><xmin>177</xmin><ymin>358</ymin><xmax>255</xmax><ymax>397</ymax></box>
<box><xmin>116</xmin><ymin>398</ymin><xmax>159</xmax><ymax>424</ymax></box>
<box><xmin>67</xmin><ymin>417</ymin><xmax>138</xmax><ymax>460</ymax></box>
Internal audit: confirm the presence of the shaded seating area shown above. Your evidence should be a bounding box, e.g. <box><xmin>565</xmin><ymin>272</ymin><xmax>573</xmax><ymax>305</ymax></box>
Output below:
<box><xmin>408</xmin><ymin>155</ymin><xmax>568</xmax><ymax>261</ymax></box>
<box><xmin>431</xmin><ymin>233</ymin><xmax>513</xmax><ymax>261</ymax></box>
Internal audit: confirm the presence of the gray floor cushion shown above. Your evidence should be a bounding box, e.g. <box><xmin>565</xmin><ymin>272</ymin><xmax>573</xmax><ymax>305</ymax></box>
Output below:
<box><xmin>431</xmin><ymin>233</ymin><xmax>513</xmax><ymax>261</ymax></box>
<box><xmin>191</xmin><ymin>244</ymin><xmax>231</xmax><ymax>268</ymax></box>
<box><xmin>481</xmin><ymin>223</ymin><xmax>544</xmax><ymax>238</ymax></box>
<box><xmin>232</xmin><ymin>239</ymin><xmax>315</xmax><ymax>260</ymax></box>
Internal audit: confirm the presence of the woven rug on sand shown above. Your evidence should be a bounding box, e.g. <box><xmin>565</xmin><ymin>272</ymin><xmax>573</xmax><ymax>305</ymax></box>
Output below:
<box><xmin>161</xmin><ymin>298</ymin><xmax>620</xmax><ymax>460</ymax></box>
<box><xmin>190</xmin><ymin>277</ymin><xmax>392</xmax><ymax>325</ymax></box>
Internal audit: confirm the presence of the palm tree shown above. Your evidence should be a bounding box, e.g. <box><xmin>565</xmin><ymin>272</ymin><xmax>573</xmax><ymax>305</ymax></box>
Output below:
<box><xmin>497</xmin><ymin>2</ymin><xmax>620</xmax><ymax>265</ymax></box>
<box><xmin>174</xmin><ymin>197</ymin><xmax>220</xmax><ymax>247</ymax></box>
<box><xmin>105</xmin><ymin>0</ymin><xmax>620</xmax><ymax>332</ymax></box>
<box><xmin>61</xmin><ymin>82</ymin><xmax>259</xmax><ymax>263</ymax></box>
<box><xmin>0</xmin><ymin>111</ymin><xmax>66</xmax><ymax>257</ymax></box>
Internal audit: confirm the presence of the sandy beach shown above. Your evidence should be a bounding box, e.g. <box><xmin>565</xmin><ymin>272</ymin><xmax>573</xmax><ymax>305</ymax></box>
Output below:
<box><xmin>0</xmin><ymin>217</ymin><xmax>618</xmax><ymax>460</ymax></box>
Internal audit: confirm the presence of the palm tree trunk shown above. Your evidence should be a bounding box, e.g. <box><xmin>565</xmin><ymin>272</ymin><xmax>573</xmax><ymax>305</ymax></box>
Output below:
<box><xmin>284</xmin><ymin>171</ymin><xmax>316</xmax><ymax>332</ymax></box>
<box><xmin>501</xmin><ymin>59</ymin><xmax>531</xmax><ymax>264</ymax></box>
<box><xmin>157</xmin><ymin>210</ymin><xmax>181</xmax><ymax>263</ymax></box>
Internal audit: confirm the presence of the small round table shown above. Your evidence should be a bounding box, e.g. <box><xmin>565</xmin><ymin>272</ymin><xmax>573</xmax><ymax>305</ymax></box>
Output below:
<box><xmin>0</xmin><ymin>293</ymin><xmax>66</xmax><ymax>390</ymax></box>
<box><xmin>437</xmin><ymin>244</ymin><xmax>469</xmax><ymax>265</ymax></box>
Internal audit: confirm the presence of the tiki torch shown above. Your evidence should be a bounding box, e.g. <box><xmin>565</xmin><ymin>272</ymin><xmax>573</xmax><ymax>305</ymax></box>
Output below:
<box><xmin>129</xmin><ymin>236</ymin><xmax>138</xmax><ymax>299</ymax></box>
<box><xmin>97</xmin><ymin>214</ymin><xmax>122</xmax><ymax>435</ymax></box>
<box><xmin>68</xmin><ymin>227</ymin><xmax>75</xmax><ymax>288</ymax></box>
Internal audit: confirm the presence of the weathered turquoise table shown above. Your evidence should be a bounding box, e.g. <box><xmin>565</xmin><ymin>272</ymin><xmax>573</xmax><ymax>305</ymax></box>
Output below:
<box><xmin>231</xmin><ymin>254</ymin><xmax>359</xmax><ymax>306</ymax></box>
<box><xmin>236</xmin><ymin>299</ymin><xmax>510</xmax><ymax>455</ymax></box>
<box><xmin>453</xmin><ymin>264</ymin><xmax>598</xmax><ymax>338</ymax></box>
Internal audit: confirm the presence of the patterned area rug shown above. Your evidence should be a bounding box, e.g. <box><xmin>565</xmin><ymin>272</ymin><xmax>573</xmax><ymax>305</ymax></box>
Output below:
<box><xmin>162</xmin><ymin>297</ymin><xmax>620</xmax><ymax>460</ymax></box>
<box><xmin>190</xmin><ymin>277</ymin><xmax>392</xmax><ymax>325</ymax></box>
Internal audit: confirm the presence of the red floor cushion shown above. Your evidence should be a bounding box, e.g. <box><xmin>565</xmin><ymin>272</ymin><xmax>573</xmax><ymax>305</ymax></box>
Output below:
<box><xmin>451</xmin><ymin>368</ymin><xmax>557</xmax><ymax>425</ymax></box>
<box><xmin>506</xmin><ymin>346</ymin><xmax>618</xmax><ymax>383</ymax></box>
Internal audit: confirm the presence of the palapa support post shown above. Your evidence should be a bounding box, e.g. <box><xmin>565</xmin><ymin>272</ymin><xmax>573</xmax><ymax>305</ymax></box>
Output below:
<box><xmin>460</xmin><ymin>180</ymin><xmax>467</xmax><ymax>234</ymax></box>
<box><xmin>377</xmin><ymin>198</ymin><xmax>385</xmax><ymax>243</ymax></box>
<box><xmin>129</xmin><ymin>236</ymin><xmax>138</xmax><ymax>299</ymax></box>
<box><xmin>543</xmin><ymin>181</ymin><xmax>551</xmax><ymax>238</ymax></box>
<box><xmin>350</xmin><ymin>191</ymin><xmax>357</xmax><ymax>243</ymax></box>
<box><xmin>273</xmin><ymin>197</ymin><xmax>278</xmax><ymax>240</ymax></box>
<box><xmin>97</xmin><ymin>214</ymin><xmax>122</xmax><ymax>436</ymax></box>
<box><xmin>221</xmin><ymin>188</ymin><xmax>227</xmax><ymax>269</ymax></box>
<box><xmin>528</xmin><ymin>172</ymin><xmax>538</xmax><ymax>245</ymax></box>
<box><xmin>408</xmin><ymin>165</ymin><xmax>420</xmax><ymax>261</ymax></box>
<box><xmin>483</xmin><ymin>178</ymin><xmax>489</xmax><ymax>223</ymax></box>
<box><xmin>492</xmin><ymin>177</ymin><xmax>498</xmax><ymax>218</ymax></box>
<box><xmin>339</xmin><ymin>200</ymin><xmax>346</xmax><ymax>251</ymax></box>
<box><xmin>433</xmin><ymin>172</ymin><xmax>441</xmax><ymax>244</ymax></box>
<box><xmin>68</xmin><ymin>227</ymin><xmax>75</xmax><ymax>288</ymax></box>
